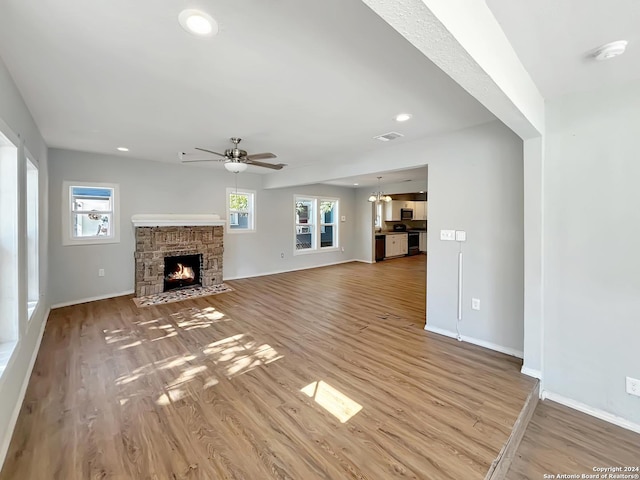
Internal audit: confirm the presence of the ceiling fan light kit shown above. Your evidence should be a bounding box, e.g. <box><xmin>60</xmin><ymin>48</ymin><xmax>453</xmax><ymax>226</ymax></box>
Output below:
<box><xmin>224</xmin><ymin>161</ymin><xmax>248</xmax><ymax>173</ymax></box>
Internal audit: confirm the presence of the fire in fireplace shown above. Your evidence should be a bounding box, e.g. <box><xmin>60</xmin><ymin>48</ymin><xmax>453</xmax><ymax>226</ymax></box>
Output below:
<box><xmin>164</xmin><ymin>254</ymin><xmax>202</xmax><ymax>292</ymax></box>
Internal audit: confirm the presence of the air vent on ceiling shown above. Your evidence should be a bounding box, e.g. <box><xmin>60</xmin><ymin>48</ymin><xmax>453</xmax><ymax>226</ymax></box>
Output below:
<box><xmin>373</xmin><ymin>131</ymin><xmax>404</xmax><ymax>142</ymax></box>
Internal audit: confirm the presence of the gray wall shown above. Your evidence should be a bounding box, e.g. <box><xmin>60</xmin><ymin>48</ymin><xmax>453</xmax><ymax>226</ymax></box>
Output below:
<box><xmin>352</xmin><ymin>122</ymin><xmax>524</xmax><ymax>354</ymax></box>
<box><xmin>426</xmin><ymin>127</ymin><xmax>524</xmax><ymax>354</ymax></box>
<box><xmin>543</xmin><ymin>82</ymin><xmax>640</xmax><ymax>424</ymax></box>
<box><xmin>0</xmin><ymin>57</ymin><xmax>49</xmax><ymax>466</ymax></box>
<box><xmin>48</xmin><ymin>149</ymin><xmax>357</xmax><ymax>305</ymax></box>
<box><xmin>522</xmin><ymin>137</ymin><xmax>543</xmax><ymax>375</ymax></box>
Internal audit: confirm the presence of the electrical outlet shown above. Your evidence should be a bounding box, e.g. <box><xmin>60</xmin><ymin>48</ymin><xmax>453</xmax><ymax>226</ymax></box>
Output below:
<box><xmin>440</xmin><ymin>230</ymin><xmax>455</xmax><ymax>241</ymax></box>
<box><xmin>626</xmin><ymin>377</ymin><xmax>640</xmax><ymax>397</ymax></box>
<box><xmin>341</xmin><ymin>215</ymin><xmax>346</xmax><ymax>222</ymax></box>
<box><xmin>98</xmin><ymin>268</ymin><xmax>105</xmax><ymax>277</ymax></box>
<box><xmin>471</xmin><ymin>298</ymin><xmax>480</xmax><ymax>310</ymax></box>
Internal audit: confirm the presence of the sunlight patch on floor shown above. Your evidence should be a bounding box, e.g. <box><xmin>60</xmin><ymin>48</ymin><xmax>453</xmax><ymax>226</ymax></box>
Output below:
<box><xmin>301</xmin><ymin>380</ymin><xmax>363</xmax><ymax>423</ymax></box>
<box><xmin>156</xmin><ymin>388</ymin><xmax>186</xmax><ymax>406</ymax></box>
<box><xmin>203</xmin><ymin>333</ymin><xmax>284</xmax><ymax>378</ymax></box>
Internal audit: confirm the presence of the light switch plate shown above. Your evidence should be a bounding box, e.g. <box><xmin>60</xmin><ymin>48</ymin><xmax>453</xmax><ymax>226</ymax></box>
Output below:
<box><xmin>455</xmin><ymin>231</ymin><xmax>467</xmax><ymax>242</ymax></box>
<box><xmin>341</xmin><ymin>215</ymin><xmax>346</xmax><ymax>222</ymax></box>
<box><xmin>440</xmin><ymin>230</ymin><xmax>455</xmax><ymax>241</ymax></box>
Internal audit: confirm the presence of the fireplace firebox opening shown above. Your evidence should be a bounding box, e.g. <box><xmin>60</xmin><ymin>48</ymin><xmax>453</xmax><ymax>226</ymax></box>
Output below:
<box><xmin>164</xmin><ymin>254</ymin><xmax>202</xmax><ymax>292</ymax></box>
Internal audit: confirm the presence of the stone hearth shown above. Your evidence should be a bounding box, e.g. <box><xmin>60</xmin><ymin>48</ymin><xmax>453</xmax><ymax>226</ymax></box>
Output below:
<box><xmin>132</xmin><ymin>214</ymin><xmax>225</xmax><ymax>297</ymax></box>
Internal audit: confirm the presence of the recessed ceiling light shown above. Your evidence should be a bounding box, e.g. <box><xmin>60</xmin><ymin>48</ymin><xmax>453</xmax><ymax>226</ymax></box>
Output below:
<box><xmin>592</xmin><ymin>40</ymin><xmax>628</xmax><ymax>61</ymax></box>
<box><xmin>395</xmin><ymin>113</ymin><xmax>413</xmax><ymax>122</ymax></box>
<box><xmin>419</xmin><ymin>191</ymin><xmax>424</xmax><ymax>194</ymax></box>
<box><xmin>117</xmin><ymin>147</ymin><xmax>129</xmax><ymax>152</ymax></box>
<box><xmin>353</xmin><ymin>183</ymin><xmax>359</xmax><ymax>186</ymax></box>
<box><xmin>178</xmin><ymin>9</ymin><xmax>218</xmax><ymax>37</ymax></box>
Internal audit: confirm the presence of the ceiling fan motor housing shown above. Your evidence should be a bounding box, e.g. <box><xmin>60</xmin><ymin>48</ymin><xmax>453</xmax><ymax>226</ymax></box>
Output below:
<box><xmin>225</xmin><ymin>148</ymin><xmax>248</xmax><ymax>159</ymax></box>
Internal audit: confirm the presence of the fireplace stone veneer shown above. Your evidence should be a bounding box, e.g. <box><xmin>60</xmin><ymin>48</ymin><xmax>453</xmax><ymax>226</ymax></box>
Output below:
<box><xmin>132</xmin><ymin>214</ymin><xmax>225</xmax><ymax>297</ymax></box>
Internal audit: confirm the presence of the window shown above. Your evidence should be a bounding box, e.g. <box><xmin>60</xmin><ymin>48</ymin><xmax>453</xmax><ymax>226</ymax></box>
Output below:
<box><xmin>26</xmin><ymin>157</ymin><xmax>39</xmax><ymax>319</ymax></box>
<box><xmin>0</xmin><ymin>129</ymin><xmax>18</xmax><ymax>344</ymax></box>
<box><xmin>63</xmin><ymin>181</ymin><xmax>120</xmax><ymax>245</ymax></box>
<box><xmin>226</xmin><ymin>188</ymin><xmax>255</xmax><ymax>233</ymax></box>
<box><xmin>375</xmin><ymin>203</ymin><xmax>383</xmax><ymax>229</ymax></box>
<box><xmin>294</xmin><ymin>196</ymin><xmax>339</xmax><ymax>254</ymax></box>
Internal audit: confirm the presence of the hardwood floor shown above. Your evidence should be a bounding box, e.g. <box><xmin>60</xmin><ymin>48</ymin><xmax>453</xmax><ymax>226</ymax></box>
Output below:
<box><xmin>506</xmin><ymin>400</ymin><xmax>640</xmax><ymax>479</ymax></box>
<box><xmin>1</xmin><ymin>255</ymin><xmax>536</xmax><ymax>479</ymax></box>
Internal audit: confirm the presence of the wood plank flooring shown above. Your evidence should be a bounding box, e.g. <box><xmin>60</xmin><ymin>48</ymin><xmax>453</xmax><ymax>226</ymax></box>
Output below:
<box><xmin>506</xmin><ymin>400</ymin><xmax>640</xmax><ymax>479</ymax></box>
<box><xmin>1</xmin><ymin>255</ymin><xmax>536</xmax><ymax>479</ymax></box>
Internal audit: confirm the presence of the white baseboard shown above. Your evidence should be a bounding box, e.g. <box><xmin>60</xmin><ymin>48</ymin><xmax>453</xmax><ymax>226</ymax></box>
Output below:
<box><xmin>541</xmin><ymin>390</ymin><xmax>640</xmax><ymax>435</ymax></box>
<box><xmin>50</xmin><ymin>290</ymin><xmax>134</xmax><ymax>309</ymax></box>
<box><xmin>424</xmin><ymin>324</ymin><xmax>524</xmax><ymax>359</ymax></box>
<box><xmin>0</xmin><ymin>307</ymin><xmax>50</xmax><ymax>469</ymax></box>
<box><xmin>520</xmin><ymin>366</ymin><xmax>542</xmax><ymax>379</ymax></box>
<box><xmin>352</xmin><ymin>259</ymin><xmax>375</xmax><ymax>264</ymax></box>
<box><xmin>223</xmin><ymin>259</ymin><xmax>360</xmax><ymax>281</ymax></box>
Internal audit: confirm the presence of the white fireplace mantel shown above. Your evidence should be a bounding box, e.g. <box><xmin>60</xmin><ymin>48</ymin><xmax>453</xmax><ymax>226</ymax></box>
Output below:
<box><xmin>131</xmin><ymin>214</ymin><xmax>226</xmax><ymax>227</ymax></box>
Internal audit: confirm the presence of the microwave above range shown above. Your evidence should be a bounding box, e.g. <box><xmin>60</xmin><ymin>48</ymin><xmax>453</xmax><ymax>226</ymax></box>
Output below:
<box><xmin>400</xmin><ymin>208</ymin><xmax>413</xmax><ymax>220</ymax></box>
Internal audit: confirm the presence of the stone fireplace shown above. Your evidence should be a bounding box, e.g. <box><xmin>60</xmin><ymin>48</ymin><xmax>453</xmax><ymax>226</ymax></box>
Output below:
<box><xmin>132</xmin><ymin>214</ymin><xmax>225</xmax><ymax>297</ymax></box>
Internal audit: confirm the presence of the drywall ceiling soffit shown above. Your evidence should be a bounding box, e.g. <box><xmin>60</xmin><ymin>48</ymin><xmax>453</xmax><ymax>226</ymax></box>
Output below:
<box><xmin>0</xmin><ymin>0</ymin><xmax>495</xmax><ymax>170</ymax></box>
<box><xmin>322</xmin><ymin>166</ymin><xmax>427</xmax><ymax>188</ymax></box>
<box><xmin>361</xmin><ymin>0</ymin><xmax>545</xmax><ymax>139</ymax></box>
<box><xmin>487</xmin><ymin>0</ymin><xmax>640</xmax><ymax>99</ymax></box>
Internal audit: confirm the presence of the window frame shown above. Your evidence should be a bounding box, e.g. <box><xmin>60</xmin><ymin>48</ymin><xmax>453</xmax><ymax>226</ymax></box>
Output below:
<box><xmin>226</xmin><ymin>187</ymin><xmax>256</xmax><ymax>234</ymax></box>
<box><xmin>0</xmin><ymin>125</ymin><xmax>19</xmax><ymax>347</ymax></box>
<box><xmin>62</xmin><ymin>181</ymin><xmax>120</xmax><ymax>246</ymax></box>
<box><xmin>25</xmin><ymin>153</ymin><xmax>39</xmax><ymax>320</ymax></box>
<box><xmin>293</xmin><ymin>195</ymin><xmax>340</xmax><ymax>255</ymax></box>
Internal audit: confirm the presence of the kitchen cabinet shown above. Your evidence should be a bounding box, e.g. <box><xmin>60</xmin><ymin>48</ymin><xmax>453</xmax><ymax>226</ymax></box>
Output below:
<box><xmin>384</xmin><ymin>201</ymin><xmax>414</xmax><ymax>221</ymax></box>
<box><xmin>419</xmin><ymin>232</ymin><xmax>427</xmax><ymax>252</ymax></box>
<box><xmin>414</xmin><ymin>201</ymin><xmax>428</xmax><ymax>221</ymax></box>
<box><xmin>385</xmin><ymin>233</ymin><xmax>408</xmax><ymax>257</ymax></box>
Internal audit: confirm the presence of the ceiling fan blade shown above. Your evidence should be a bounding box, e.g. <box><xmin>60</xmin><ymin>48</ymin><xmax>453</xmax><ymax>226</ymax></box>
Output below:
<box><xmin>181</xmin><ymin>158</ymin><xmax>224</xmax><ymax>163</ymax></box>
<box><xmin>245</xmin><ymin>159</ymin><xmax>287</xmax><ymax>170</ymax></box>
<box><xmin>245</xmin><ymin>152</ymin><xmax>277</xmax><ymax>161</ymax></box>
<box><xmin>195</xmin><ymin>147</ymin><xmax>227</xmax><ymax>157</ymax></box>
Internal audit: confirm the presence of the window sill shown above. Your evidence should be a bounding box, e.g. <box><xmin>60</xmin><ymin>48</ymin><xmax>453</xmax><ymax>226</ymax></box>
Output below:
<box><xmin>62</xmin><ymin>236</ymin><xmax>120</xmax><ymax>246</ymax></box>
<box><xmin>294</xmin><ymin>247</ymin><xmax>340</xmax><ymax>256</ymax></box>
<box><xmin>0</xmin><ymin>340</ymin><xmax>18</xmax><ymax>379</ymax></box>
<box><xmin>27</xmin><ymin>300</ymin><xmax>38</xmax><ymax>321</ymax></box>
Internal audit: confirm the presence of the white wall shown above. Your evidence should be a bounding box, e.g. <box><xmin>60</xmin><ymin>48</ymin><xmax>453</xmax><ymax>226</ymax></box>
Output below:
<box><xmin>48</xmin><ymin>149</ymin><xmax>357</xmax><ymax>306</ymax></box>
<box><xmin>351</xmin><ymin>122</ymin><xmax>524</xmax><ymax>354</ymax></box>
<box><xmin>0</xmin><ymin>57</ymin><xmax>49</xmax><ymax>467</ymax></box>
<box><xmin>543</xmin><ymin>82</ymin><xmax>640</xmax><ymax>425</ymax></box>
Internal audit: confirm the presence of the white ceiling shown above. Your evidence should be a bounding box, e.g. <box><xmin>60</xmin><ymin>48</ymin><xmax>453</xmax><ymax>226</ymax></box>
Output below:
<box><xmin>487</xmin><ymin>0</ymin><xmax>640</xmax><ymax>99</ymax></box>
<box><xmin>0</xmin><ymin>0</ymin><xmax>495</xmax><ymax>172</ymax></box>
<box><xmin>323</xmin><ymin>166</ymin><xmax>427</xmax><ymax>189</ymax></box>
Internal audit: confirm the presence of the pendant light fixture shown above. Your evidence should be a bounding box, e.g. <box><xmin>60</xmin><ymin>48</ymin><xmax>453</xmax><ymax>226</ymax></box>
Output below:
<box><xmin>368</xmin><ymin>176</ymin><xmax>392</xmax><ymax>203</ymax></box>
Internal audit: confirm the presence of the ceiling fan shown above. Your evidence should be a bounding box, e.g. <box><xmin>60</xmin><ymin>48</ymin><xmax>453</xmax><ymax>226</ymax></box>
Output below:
<box><xmin>180</xmin><ymin>137</ymin><xmax>286</xmax><ymax>172</ymax></box>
